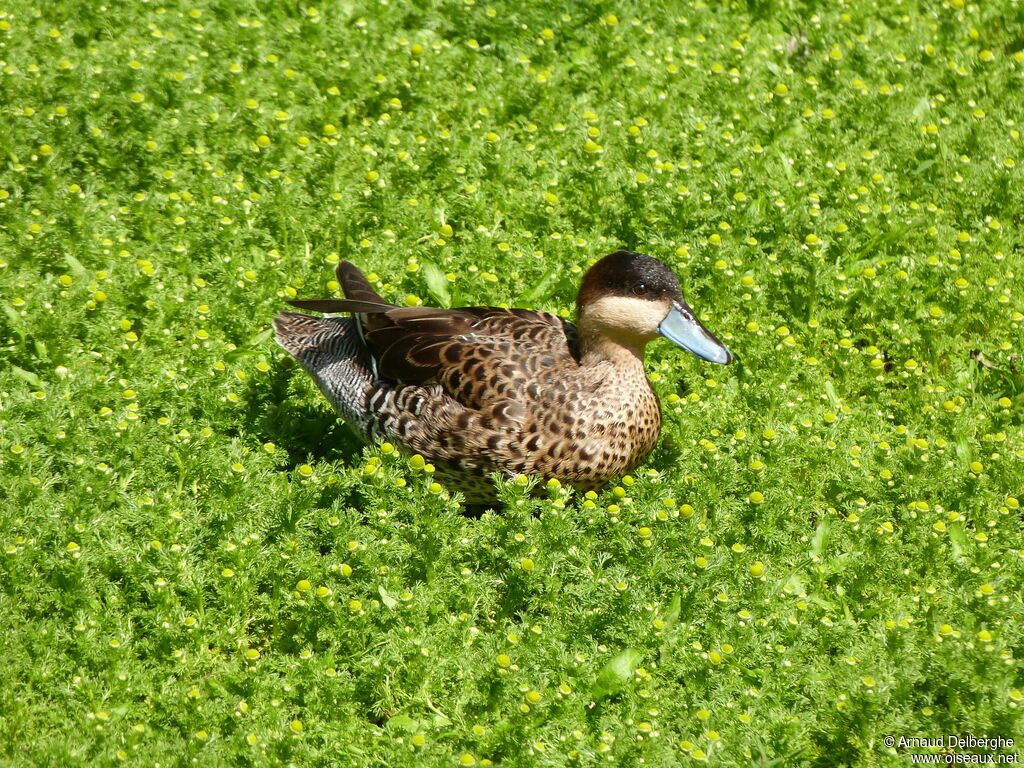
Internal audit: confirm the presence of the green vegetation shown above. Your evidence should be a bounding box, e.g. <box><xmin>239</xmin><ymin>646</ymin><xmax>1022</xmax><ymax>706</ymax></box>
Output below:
<box><xmin>1</xmin><ymin>0</ymin><xmax>1022</xmax><ymax>765</ymax></box>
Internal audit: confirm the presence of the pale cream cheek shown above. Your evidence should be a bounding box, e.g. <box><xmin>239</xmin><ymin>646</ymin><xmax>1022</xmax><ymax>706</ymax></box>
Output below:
<box><xmin>579</xmin><ymin>295</ymin><xmax>670</xmax><ymax>339</ymax></box>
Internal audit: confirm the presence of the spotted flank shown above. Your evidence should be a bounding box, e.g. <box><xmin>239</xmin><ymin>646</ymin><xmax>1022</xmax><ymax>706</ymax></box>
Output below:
<box><xmin>273</xmin><ymin>251</ymin><xmax>732</xmax><ymax>503</ymax></box>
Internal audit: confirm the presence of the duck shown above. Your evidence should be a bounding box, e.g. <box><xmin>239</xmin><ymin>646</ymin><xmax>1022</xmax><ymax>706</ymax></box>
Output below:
<box><xmin>273</xmin><ymin>250</ymin><xmax>732</xmax><ymax>503</ymax></box>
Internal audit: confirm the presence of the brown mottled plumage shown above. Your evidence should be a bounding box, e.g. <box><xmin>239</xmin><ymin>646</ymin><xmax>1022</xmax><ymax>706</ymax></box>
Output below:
<box><xmin>273</xmin><ymin>251</ymin><xmax>731</xmax><ymax>503</ymax></box>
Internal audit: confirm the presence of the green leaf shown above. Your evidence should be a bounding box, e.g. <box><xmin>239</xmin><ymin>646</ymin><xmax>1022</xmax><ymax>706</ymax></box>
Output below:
<box><xmin>2</xmin><ymin>303</ymin><xmax>24</xmax><ymax>340</ymax></box>
<box><xmin>420</xmin><ymin>259</ymin><xmax>451</xmax><ymax>308</ymax></box>
<box><xmin>661</xmin><ymin>594</ymin><xmax>681</xmax><ymax>631</ymax></box>
<box><xmin>520</xmin><ymin>271</ymin><xmax>575</xmax><ymax>307</ymax></box>
<box><xmin>520</xmin><ymin>270</ymin><xmax>559</xmax><ymax>305</ymax></box>
<box><xmin>225</xmin><ymin>328</ymin><xmax>274</xmax><ymax>363</ymax></box>
<box><xmin>385</xmin><ymin>714</ymin><xmax>418</xmax><ymax>732</ymax></box>
<box><xmin>783</xmin><ymin>572</ymin><xmax>805</xmax><ymax>595</ymax></box>
<box><xmin>378</xmin><ymin>585</ymin><xmax>398</xmax><ymax>609</ymax></box>
<box><xmin>248</xmin><ymin>327</ymin><xmax>273</xmax><ymax>347</ymax></box>
<box><xmin>948</xmin><ymin>522</ymin><xmax>969</xmax><ymax>563</ymax></box>
<box><xmin>850</xmin><ymin>216</ymin><xmax>927</xmax><ymax>262</ymax></box>
<box><xmin>808</xmin><ymin>594</ymin><xmax>838</xmax><ymax>612</ymax></box>
<box><xmin>823</xmin><ymin>380</ymin><xmax>840</xmax><ymax>409</ymax></box>
<box><xmin>810</xmin><ymin>518</ymin><xmax>830</xmax><ymax>560</ymax></box>
<box><xmin>912</xmin><ymin>158</ymin><xmax>937</xmax><ymax>175</ymax></box>
<box><xmin>912</xmin><ymin>96</ymin><xmax>931</xmax><ymax>120</ymax></box>
<box><xmin>591</xmin><ymin>648</ymin><xmax>642</xmax><ymax>701</ymax></box>
<box><xmin>774</xmin><ymin>148</ymin><xmax>794</xmax><ymax>184</ymax></box>
<box><xmin>10</xmin><ymin>365</ymin><xmax>42</xmax><ymax>387</ymax></box>
<box><xmin>65</xmin><ymin>252</ymin><xmax>89</xmax><ymax>279</ymax></box>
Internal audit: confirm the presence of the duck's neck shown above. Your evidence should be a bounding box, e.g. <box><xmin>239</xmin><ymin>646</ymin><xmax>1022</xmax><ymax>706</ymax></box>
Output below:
<box><xmin>578</xmin><ymin>324</ymin><xmax>648</xmax><ymax>368</ymax></box>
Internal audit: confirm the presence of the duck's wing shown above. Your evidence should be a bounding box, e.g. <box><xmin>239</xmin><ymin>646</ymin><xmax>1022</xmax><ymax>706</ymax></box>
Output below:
<box><xmin>368</xmin><ymin>306</ymin><xmax>579</xmax><ymax>407</ymax></box>
<box><xmin>287</xmin><ymin>261</ymin><xmax>579</xmax><ymax>410</ymax></box>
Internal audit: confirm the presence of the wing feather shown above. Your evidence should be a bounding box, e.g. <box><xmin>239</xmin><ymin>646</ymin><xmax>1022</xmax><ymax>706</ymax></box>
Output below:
<box><xmin>282</xmin><ymin>261</ymin><xmax>580</xmax><ymax>409</ymax></box>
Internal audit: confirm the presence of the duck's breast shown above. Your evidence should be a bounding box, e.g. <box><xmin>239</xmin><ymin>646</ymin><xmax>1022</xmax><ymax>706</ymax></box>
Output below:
<box><xmin>487</xmin><ymin>360</ymin><xmax>662</xmax><ymax>484</ymax></box>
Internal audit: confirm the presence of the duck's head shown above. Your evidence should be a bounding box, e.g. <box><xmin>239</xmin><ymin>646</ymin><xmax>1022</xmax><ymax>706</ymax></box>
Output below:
<box><xmin>576</xmin><ymin>250</ymin><xmax>732</xmax><ymax>364</ymax></box>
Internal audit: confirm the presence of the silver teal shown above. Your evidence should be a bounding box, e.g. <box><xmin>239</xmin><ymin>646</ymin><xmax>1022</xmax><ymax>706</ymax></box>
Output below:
<box><xmin>273</xmin><ymin>250</ymin><xmax>731</xmax><ymax>503</ymax></box>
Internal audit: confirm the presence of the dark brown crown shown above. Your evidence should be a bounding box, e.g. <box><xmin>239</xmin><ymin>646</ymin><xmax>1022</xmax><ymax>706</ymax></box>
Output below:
<box><xmin>576</xmin><ymin>251</ymin><xmax>683</xmax><ymax>312</ymax></box>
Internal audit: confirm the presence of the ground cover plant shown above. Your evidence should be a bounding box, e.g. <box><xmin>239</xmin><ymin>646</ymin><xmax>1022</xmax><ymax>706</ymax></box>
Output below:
<box><xmin>1</xmin><ymin>0</ymin><xmax>1023</xmax><ymax>765</ymax></box>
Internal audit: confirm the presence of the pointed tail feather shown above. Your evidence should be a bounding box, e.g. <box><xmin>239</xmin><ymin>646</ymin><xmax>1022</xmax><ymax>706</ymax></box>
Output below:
<box><xmin>287</xmin><ymin>298</ymin><xmax>394</xmax><ymax>314</ymax></box>
<box><xmin>337</xmin><ymin>261</ymin><xmax>387</xmax><ymax>303</ymax></box>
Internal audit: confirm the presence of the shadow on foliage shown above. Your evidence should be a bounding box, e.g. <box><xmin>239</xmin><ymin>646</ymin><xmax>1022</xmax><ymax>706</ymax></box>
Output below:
<box><xmin>241</xmin><ymin>356</ymin><xmax>365</xmax><ymax>469</ymax></box>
